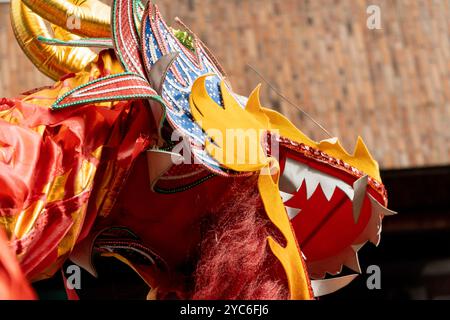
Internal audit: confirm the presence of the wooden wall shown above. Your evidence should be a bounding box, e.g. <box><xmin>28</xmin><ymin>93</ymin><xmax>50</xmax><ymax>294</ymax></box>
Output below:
<box><xmin>0</xmin><ymin>3</ymin><xmax>50</xmax><ymax>96</ymax></box>
<box><xmin>0</xmin><ymin>0</ymin><xmax>449</xmax><ymax>169</ymax></box>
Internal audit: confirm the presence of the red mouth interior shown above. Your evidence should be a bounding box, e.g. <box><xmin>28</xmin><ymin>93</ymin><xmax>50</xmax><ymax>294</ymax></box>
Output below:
<box><xmin>281</xmin><ymin>149</ymin><xmax>381</xmax><ymax>262</ymax></box>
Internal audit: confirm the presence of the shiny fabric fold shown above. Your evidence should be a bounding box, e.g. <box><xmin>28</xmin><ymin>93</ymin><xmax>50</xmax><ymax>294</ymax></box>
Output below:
<box><xmin>0</xmin><ymin>50</ymin><xmax>159</xmax><ymax>282</ymax></box>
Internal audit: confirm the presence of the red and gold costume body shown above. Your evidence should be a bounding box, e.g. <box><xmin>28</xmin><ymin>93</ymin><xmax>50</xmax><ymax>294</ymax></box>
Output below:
<box><xmin>0</xmin><ymin>0</ymin><xmax>395</xmax><ymax>300</ymax></box>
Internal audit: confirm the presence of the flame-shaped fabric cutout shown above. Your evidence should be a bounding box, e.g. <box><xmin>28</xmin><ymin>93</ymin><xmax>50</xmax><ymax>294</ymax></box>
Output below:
<box><xmin>190</xmin><ymin>74</ymin><xmax>269</xmax><ymax>172</ymax></box>
<box><xmin>262</xmin><ymin>108</ymin><xmax>381</xmax><ymax>182</ymax></box>
<box><xmin>259</xmin><ymin>172</ymin><xmax>313</xmax><ymax>300</ymax></box>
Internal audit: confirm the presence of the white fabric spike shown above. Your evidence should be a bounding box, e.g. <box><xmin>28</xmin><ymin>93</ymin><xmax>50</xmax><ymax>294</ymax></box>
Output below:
<box><xmin>305</xmin><ymin>170</ymin><xmax>320</xmax><ymax>200</ymax></box>
<box><xmin>320</xmin><ymin>179</ymin><xmax>337</xmax><ymax>201</ymax></box>
<box><xmin>354</xmin><ymin>194</ymin><xmax>397</xmax><ymax>247</ymax></box>
<box><xmin>279</xmin><ymin>191</ymin><xmax>294</xmax><ymax>203</ymax></box>
<box><xmin>307</xmin><ymin>246</ymin><xmax>362</xmax><ymax>279</ymax></box>
<box><xmin>280</xmin><ymin>157</ymin><xmax>355</xmax><ymax>202</ymax></box>
<box><xmin>279</xmin><ymin>157</ymin><xmax>307</xmax><ymax>194</ymax></box>
<box><xmin>344</xmin><ymin>250</ymin><xmax>362</xmax><ymax>274</ymax></box>
<box><xmin>311</xmin><ymin>274</ymin><xmax>358</xmax><ymax>297</ymax></box>
<box><xmin>352</xmin><ymin>175</ymin><xmax>369</xmax><ymax>224</ymax></box>
<box><xmin>286</xmin><ymin>207</ymin><xmax>301</xmax><ymax>220</ymax></box>
<box><xmin>146</xmin><ymin>149</ymin><xmax>184</xmax><ymax>191</ymax></box>
<box><xmin>368</xmin><ymin>194</ymin><xmax>398</xmax><ymax>217</ymax></box>
<box><xmin>351</xmin><ymin>242</ymin><xmax>367</xmax><ymax>253</ymax></box>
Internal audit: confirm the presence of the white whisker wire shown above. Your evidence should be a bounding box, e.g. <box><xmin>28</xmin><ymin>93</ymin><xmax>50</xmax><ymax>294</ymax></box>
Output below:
<box><xmin>246</xmin><ymin>64</ymin><xmax>334</xmax><ymax>139</ymax></box>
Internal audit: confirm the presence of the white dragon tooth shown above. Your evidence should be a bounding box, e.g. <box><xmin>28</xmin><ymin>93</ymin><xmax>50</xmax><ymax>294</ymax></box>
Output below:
<box><xmin>352</xmin><ymin>175</ymin><xmax>369</xmax><ymax>224</ymax></box>
<box><xmin>279</xmin><ymin>158</ymin><xmax>307</xmax><ymax>194</ymax></box>
<box><xmin>314</xmin><ymin>168</ymin><xmax>354</xmax><ymax>200</ymax></box>
<box><xmin>279</xmin><ymin>191</ymin><xmax>294</xmax><ymax>203</ymax></box>
<box><xmin>353</xmin><ymin>193</ymin><xmax>396</xmax><ymax>247</ymax></box>
<box><xmin>369</xmin><ymin>217</ymin><xmax>382</xmax><ymax>246</ymax></box>
<box><xmin>307</xmin><ymin>247</ymin><xmax>358</xmax><ymax>280</ymax></box>
<box><xmin>367</xmin><ymin>193</ymin><xmax>397</xmax><ymax>246</ymax></box>
<box><xmin>371</xmin><ymin>233</ymin><xmax>382</xmax><ymax>247</ymax></box>
<box><xmin>370</xmin><ymin>217</ymin><xmax>383</xmax><ymax>247</ymax></box>
<box><xmin>335</xmin><ymin>180</ymin><xmax>354</xmax><ymax>200</ymax></box>
<box><xmin>344</xmin><ymin>250</ymin><xmax>362</xmax><ymax>274</ymax></box>
<box><xmin>368</xmin><ymin>194</ymin><xmax>398</xmax><ymax>217</ymax></box>
<box><xmin>305</xmin><ymin>170</ymin><xmax>320</xmax><ymax>200</ymax></box>
<box><xmin>322</xmin><ymin>185</ymin><xmax>336</xmax><ymax>201</ymax></box>
<box><xmin>305</xmin><ymin>166</ymin><xmax>355</xmax><ymax>201</ymax></box>
<box><xmin>320</xmin><ymin>181</ymin><xmax>336</xmax><ymax>202</ymax></box>
<box><xmin>286</xmin><ymin>207</ymin><xmax>301</xmax><ymax>220</ymax></box>
<box><xmin>351</xmin><ymin>242</ymin><xmax>367</xmax><ymax>253</ymax></box>
<box><xmin>311</xmin><ymin>274</ymin><xmax>358</xmax><ymax>297</ymax></box>
<box><xmin>281</xmin><ymin>157</ymin><xmax>356</xmax><ymax>202</ymax></box>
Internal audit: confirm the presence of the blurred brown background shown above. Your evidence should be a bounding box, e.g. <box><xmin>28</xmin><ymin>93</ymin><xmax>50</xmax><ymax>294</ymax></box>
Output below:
<box><xmin>0</xmin><ymin>0</ymin><xmax>448</xmax><ymax>169</ymax></box>
<box><xmin>1</xmin><ymin>0</ymin><xmax>449</xmax><ymax>300</ymax></box>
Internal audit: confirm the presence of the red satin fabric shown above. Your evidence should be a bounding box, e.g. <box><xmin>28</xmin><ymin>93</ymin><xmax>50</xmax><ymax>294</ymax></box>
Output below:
<box><xmin>0</xmin><ymin>93</ymin><xmax>158</xmax><ymax>282</ymax></box>
<box><xmin>0</xmin><ymin>228</ymin><xmax>36</xmax><ymax>299</ymax></box>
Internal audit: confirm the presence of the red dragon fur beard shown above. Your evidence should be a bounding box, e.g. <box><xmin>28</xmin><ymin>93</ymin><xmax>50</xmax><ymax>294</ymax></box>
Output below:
<box><xmin>190</xmin><ymin>176</ymin><xmax>290</xmax><ymax>300</ymax></box>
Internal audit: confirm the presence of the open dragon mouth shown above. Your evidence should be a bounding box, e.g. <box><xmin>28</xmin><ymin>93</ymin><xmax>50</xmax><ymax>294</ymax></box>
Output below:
<box><xmin>279</xmin><ymin>149</ymin><xmax>396</xmax><ymax>279</ymax></box>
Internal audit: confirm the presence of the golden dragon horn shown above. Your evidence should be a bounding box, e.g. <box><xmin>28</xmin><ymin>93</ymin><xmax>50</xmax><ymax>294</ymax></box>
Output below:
<box><xmin>21</xmin><ymin>0</ymin><xmax>111</xmax><ymax>38</ymax></box>
<box><xmin>10</xmin><ymin>0</ymin><xmax>101</xmax><ymax>80</ymax></box>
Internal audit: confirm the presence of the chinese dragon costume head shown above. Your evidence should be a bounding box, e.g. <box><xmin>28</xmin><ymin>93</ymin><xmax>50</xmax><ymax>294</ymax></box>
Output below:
<box><xmin>0</xmin><ymin>0</ymin><xmax>396</xmax><ymax>300</ymax></box>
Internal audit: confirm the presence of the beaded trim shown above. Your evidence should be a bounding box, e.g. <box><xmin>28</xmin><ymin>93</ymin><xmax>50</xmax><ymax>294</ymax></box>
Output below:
<box><xmin>51</xmin><ymin>72</ymin><xmax>162</xmax><ymax>109</ymax></box>
<box><xmin>112</xmin><ymin>0</ymin><xmax>146</xmax><ymax>77</ymax></box>
<box><xmin>154</xmin><ymin>173</ymin><xmax>216</xmax><ymax>194</ymax></box>
<box><xmin>133</xmin><ymin>0</ymin><xmax>145</xmax><ymax>34</ymax></box>
<box><xmin>148</xmin><ymin>7</ymin><xmax>185</xmax><ymax>86</ymax></box>
<box><xmin>140</xmin><ymin>3</ymin><xmax>244</xmax><ymax>177</ymax></box>
<box><xmin>37</xmin><ymin>36</ymin><xmax>114</xmax><ymax>48</ymax></box>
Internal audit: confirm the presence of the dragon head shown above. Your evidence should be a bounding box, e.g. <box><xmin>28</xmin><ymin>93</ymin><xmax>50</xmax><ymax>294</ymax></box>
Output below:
<box><xmin>187</xmin><ymin>73</ymin><xmax>396</xmax><ymax>283</ymax></box>
<box><xmin>25</xmin><ymin>0</ymin><xmax>396</xmax><ymax>298</ymax></box>
<box><xmin>137</xmin><ymin>2</ymin><xmax>397</xmax><ymax>294</ymax></box>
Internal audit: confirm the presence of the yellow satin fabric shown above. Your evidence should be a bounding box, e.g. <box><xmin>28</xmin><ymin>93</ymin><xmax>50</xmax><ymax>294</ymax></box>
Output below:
<box><xmin>10</xmin><ymin>0</ymin><xmax>99</xmax><ymax>80</ymax></box>
<box><xmin>21</xmin><ymin>0</ymin><xmax>111</xmax><ymax>38</ymax></box>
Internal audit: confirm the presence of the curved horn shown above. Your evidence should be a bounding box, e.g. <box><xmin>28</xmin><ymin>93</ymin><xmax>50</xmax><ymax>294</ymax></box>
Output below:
<box><xmin>21</xmin><ymin>0</ymin><xmax>111</xmax><ymax>38</ymax></box>
<box><xmin>11</xmin><ymin>0</ymin><xmax>99</xmax><ymax>80</ymax></box>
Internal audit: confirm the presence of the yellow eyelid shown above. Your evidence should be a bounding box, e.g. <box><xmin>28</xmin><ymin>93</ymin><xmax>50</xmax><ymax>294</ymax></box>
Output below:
<box><xmin>191</xmin><ymin>75</ymin><xmax>226</xmax><ymax>119</ymax></box>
